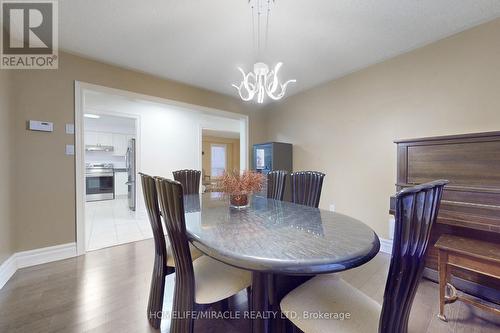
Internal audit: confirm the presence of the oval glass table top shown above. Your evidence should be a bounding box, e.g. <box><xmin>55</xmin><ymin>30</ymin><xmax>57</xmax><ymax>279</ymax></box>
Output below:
<box><xmin>184</xmin><ymin>193</ymin><xmax>380</xmax><ymax>275</ymax></box>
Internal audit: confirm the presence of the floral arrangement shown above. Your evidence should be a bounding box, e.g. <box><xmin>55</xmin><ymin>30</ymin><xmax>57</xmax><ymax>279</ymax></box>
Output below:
<box><xmin>218</xmin><ymin>170</ymin><xmax>265</xmax><ymax>208</ymax></box>
<box><xmin>218</xmin><ymin>170</ymin><xmax>265</xmax><ymax>195</ymax></box>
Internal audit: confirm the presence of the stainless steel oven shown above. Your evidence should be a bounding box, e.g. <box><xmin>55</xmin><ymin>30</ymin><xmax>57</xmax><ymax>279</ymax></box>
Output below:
<box><xmin>86</xmin><ymin>163</ymin><xmax>115</xmax><ymax>201</ymax></box>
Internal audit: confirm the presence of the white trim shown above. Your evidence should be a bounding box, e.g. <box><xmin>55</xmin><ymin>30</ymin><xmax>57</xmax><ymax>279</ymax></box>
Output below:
<box><xmin>76</xmin><ymin>82</ymin><xmax>249</xmax><ymax>121</ymax></box>
<box><xmin>0</xmin><ymin>243</ymin><xmax>77</xmax><ymax>290</ymax></box>
<box><xmin>16</xmin><ymin>243</ymin><xmax>77</xmax><ymax>269</ymax></box>
<box><xmin>0</xmin><ymin>255</ymin><xmax>17</xmax><ymax>290</ymax></box>
<box><xmin>379</xmin><ymin>238</ymin><xmax>393</xmax><ymax>254</ymax></box>
<box><xmin>74</xmin><ymin>81</ymin><xmax>249</xmax><ymax>256</ymax></box>
<box><xmin>240</xmin><ymin>118</ymin><xmax>249</xmax><ymax>170</ymax></box>
<box><xmin>75</xmin><ymin>81</ymin><xmax>86</xmax><ymax>256</ymax></box>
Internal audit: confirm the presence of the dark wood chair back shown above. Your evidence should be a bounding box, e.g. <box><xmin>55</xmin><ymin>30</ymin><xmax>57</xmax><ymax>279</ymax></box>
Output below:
<box><xmin>155</xmin><ymin>177</ymin><xmax>195</xmax><ymax>333</ymax></box>
<box><xmin>379</xmin><ymin>179</ymin><xmax>448</xmax><ymax>333</ymax></box>
<box><xmin>267</xmin><ymin>170</ymin><xmax>288</xmax><ymax>201</ymax></box>
<box><xmin>290</xmin><ymin>171</ymin><xmax>325</xmax><ymax>208</ymax></box>
<box><xmin>139</xmin><ymin>173</ymin><xmax>168</xmax><ymax>328</ymax></box>
<box><xmin>173</xmin><ymin>169</ymin><xmax>201</xmax><ymax>194</ymax></box>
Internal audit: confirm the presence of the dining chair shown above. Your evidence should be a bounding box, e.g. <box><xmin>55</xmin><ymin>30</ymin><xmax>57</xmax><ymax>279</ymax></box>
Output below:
<box><xmin>139</xmin><ymin>173</ymin><xmax>203</xmax><ymax>329</ymax></box>
<box><xmin>173</xmin><ymin>169</ymin><xmax>201</xmax><ymax>194</ymax></box>
<box><xmin>155</xmin><ymin>176</ymin><xmax>252</xmax><ymax>333</ymax></box>
<box><xmin>280</xmin><ymin>180</ymin><xmax>448</xmax><ymax>333</ymax></box>
<box><xmin>267</xmin><ymin>170</ymin><xmax>288</xmax><ymax>201</ymax></box>
<box><xmin>289</xmin><ymin>171</ymin><xmax>325</xmax><ymax>208</ymax></box>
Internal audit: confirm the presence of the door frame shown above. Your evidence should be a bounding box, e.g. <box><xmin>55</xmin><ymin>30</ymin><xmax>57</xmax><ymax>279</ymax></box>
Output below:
<box><xmin>74</xmin><ymin>81</ymin><xmax>249</xmax><ymax>255</ymax></box>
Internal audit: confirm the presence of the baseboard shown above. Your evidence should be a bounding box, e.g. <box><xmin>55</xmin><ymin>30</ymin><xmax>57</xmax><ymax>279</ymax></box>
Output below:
<box><xmin>16</xmin><ymin>242</ymin><xmax>77</xmax><ymax>268</ymax></box>
<box><xmin>0</xmin><ymin>255</ymin><xmax>17</xmax><ymax>290</ymax></box>
<box><xmin>379</xmin><ymin>238</ymin><xmax>393</xmax><ymax>254</ymax></box>
<box><xmin>0</xmin><ymin>243</ymin><xmax>77</xmax><ymax>290</ymax></box>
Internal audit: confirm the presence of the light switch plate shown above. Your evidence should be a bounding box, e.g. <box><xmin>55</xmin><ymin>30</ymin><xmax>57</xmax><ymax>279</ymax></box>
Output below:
<box><xmin>65</xmin><ymin>144</ymin><xmax>75</xmax><ymax>156</ymax></box>
<box><xmin>65</xmin><ymin>123</ymin><xmax>75</xmax><ymax>134</ymax></box>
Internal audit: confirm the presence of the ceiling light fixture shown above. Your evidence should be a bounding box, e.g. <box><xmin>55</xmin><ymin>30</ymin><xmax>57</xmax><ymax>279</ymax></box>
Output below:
<box><xmin>233</xmin><ymin>0</ymin><xmax>295</xmax><ymax>104</ymax></box>
<box><xmin>84</xmin><ymin>114</ymin><xmax>101</xmax><ymax>119</ymax></box>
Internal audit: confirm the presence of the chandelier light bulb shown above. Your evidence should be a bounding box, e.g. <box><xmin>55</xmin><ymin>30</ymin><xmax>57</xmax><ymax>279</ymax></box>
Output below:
<box><xmin>232</xmin><ymin>62</ymin><xmax>296</xmax><ymax>104</ymax></box>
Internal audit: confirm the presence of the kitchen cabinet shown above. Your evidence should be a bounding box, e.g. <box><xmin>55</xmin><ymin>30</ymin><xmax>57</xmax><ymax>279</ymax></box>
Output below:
<box><xmin>85</xmin><ymin>131</ymin><xmax>113</xmax><ymax>146</ymax></box>
<box><xmin>253</xmin><ymin>142</ymin><xmax>293</xmax><ymax>200</ymax></box>
<box><xmin>114</xmin><ymin>171</ymin><xmax>128</xmax><ymax>197</ymax></box>
<box><xmin>97</xmin><ymin>133</ymin><xmax>113</xmax><ymax>146</ymax></box>
<box><xmin>112</xmin><ymin>134</ymin><xmax>128</xmax><ymax>156</ymax></box>
<box><xmin>85</xmin><ymin>131</ymin><xmax>134</xmax><ymax>156</ymax></box>
<box><xmin>85</xmin><ymin>132</ymin><xmax>99</xmax><ymax>146</ymax></box>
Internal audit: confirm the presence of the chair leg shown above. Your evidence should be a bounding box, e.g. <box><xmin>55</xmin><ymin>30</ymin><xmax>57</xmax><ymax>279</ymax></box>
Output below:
<box><xmin>247</xmin><ymin>286</ymin><xmax>252</xmax><ymax>311</ymax></box>
<box><xmin>437</xmin><ymin>250</ymin><xmax>448</xmax><ymax>322</ymax></box>
<box><xmin>166</xmin><ymin>265</ymin><xmax>175</xmax><ymax>276</ymax></box>
<box><xmin>171</xmin><ymin>281</ymin><xmax>195</xmax><ymax>333</ymax></box>
<box><xmin>284</xmin><ymin>319</ymin><xmax>303</xmax><ymax>333</ymax></box>
<box><xmin>148</xmin><ymin>258</ymin><xmax>167</xmax><ymax>329</ymax></box>
<box><xmin>292</xmin><ymin>325</ymin><xmax>304</xmax><ymax>333</ymax></box>
<box><xmin>221</xmin><ymin>298</ymin><xmax>230</xmax><ymax>312</ymax></box>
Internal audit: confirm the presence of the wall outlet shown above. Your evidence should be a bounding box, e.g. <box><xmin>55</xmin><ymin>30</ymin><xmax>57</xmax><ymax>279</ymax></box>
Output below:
<box><xmin>329</xmin><ymin>204</ymin><xmax>336</xmax><ymax>212</ymax></box>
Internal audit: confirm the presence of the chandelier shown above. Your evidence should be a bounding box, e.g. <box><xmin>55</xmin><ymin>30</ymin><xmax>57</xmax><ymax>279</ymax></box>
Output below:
<box><xmin>232</xmin><ymin>0</ymin><xmax>296</xmax><ymax>104</ymax></box>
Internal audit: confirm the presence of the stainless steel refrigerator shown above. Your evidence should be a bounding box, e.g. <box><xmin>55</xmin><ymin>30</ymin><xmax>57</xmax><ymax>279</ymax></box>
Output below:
<box><xmin>126</xmin><ymin>138</ymin><xmax>136</xmax><ymax>211</ymax></box>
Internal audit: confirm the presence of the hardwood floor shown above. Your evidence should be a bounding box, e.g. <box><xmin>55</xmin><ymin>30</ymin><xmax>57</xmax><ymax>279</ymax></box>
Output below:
<box><xmin>0</xmin><ymin>239</ymin><xmax>498</xmax><ymax>332</ymax></box>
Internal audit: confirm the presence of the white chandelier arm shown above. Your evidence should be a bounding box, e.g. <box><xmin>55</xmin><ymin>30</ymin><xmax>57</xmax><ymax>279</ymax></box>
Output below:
<box><xmin>257</xmin><ymin>82</ymin><xmax>266</xmax><ymax>103</ymax></box>
<box><xmin>232</xmin><ymin>68</ymin><xmax>257</xmax><ymax>101</ymax></box>
<box><xmin>266</xmin><ymin>79</ymin><xmax>296</xmax><ymax>101</ymax></box>
<box><xmin>266</xmin><ymin>62</ymin><xmax>283</xmax><ymax>94</ymax></box>
<box><xmin>232</xmin><ymin>82</ymin><xmax>256</xmax><ymax>101</ymax></box>
<box><xmin>240</xmin><ymin>68</ymin><xmax>258</xmax><ymax>93</ymax></box>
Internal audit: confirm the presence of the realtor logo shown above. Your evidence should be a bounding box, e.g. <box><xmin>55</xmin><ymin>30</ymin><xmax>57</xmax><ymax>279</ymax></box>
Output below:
<box><xmin>1</xmin><ymin>0</ymin><xmax>58</xmax><ymax>69</ymax></box>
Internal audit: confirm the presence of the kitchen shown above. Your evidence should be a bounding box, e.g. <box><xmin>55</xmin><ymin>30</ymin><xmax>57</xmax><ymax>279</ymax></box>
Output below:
<box><xmin>84</xmin><ymin>112</ymin><xmax>151</xmax><ymax>251</ymax></box>
<box><xmin>78</xmin><ymin>87</ymin><xmax>248</xmax><ymax>254</ymax></box>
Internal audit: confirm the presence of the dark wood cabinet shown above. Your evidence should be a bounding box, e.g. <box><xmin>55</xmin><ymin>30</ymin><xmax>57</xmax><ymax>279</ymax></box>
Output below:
<box><xmin>390</xmin><ymin>131</ymin><xmax>500</xmax><ymax>304</ymax></box>
<box><xmin>253</xmin><ymin>142</ymin><xmax>293</xmax><ymax>199</ymax></box>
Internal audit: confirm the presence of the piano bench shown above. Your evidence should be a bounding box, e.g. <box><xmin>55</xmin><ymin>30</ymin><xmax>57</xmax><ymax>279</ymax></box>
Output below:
<box><xmin>435</xmin><ymin>234</ymin><xmax>500</xmax><ymax>321</ymax></box>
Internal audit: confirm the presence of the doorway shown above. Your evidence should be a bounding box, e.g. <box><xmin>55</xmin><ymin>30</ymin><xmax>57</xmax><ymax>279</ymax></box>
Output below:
<box><xmin>201</xmin><ymin>129</ymin><xmax>241</xmax><ymax>192</ymax></box>
<box><xmin>75</xmin><ymin>82</ymin><xmax>249</xmax><ymax>255</ymax></box>
<box><xmin>83</xmin><ymin>112</ymin><xmax>145</xmax><ymax>251</ymax></box>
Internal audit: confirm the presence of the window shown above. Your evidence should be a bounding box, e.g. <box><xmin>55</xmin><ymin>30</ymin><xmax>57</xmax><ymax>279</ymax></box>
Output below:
<box><xmin>211</xmin><ymin>144</ymin><xmax>227</xmax><ymax>177</ymax></box>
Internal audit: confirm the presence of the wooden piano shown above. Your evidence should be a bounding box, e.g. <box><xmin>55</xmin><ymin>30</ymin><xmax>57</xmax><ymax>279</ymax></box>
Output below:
<box><xmin>390</xmin><ymin>131</ymin><xmax>500</xmax><ymax>304</ymax></box>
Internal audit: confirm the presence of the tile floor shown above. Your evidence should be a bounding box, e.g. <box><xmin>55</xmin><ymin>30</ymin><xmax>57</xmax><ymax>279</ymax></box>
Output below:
<box><xmin>85</xmin><ymin>197</ymin><xmax>152</xmax><ymax>251</ymax></box>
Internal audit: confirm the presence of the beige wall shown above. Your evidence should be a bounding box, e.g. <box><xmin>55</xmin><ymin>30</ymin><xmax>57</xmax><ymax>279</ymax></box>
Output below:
<box><xmin>6</xmin><ymin>18</ymin><xmax>500</xmax><ymax>253</ymax></box>
<box><xmin>264</xmin><ymin>18</ymin><xmax>500</xmax><ymax>239</ymax></box>
<box><xmin>0</xmin><ymin>71</ymin><xmax>13</xmax><ymax>265</ymax></box>
<box><xmin>9</xmin><ymin>51</ymin><xmax>265</xmax><ymax>252</ymax></box>
<box><xmin>202</xmin><ymin>136</ymin><xmax>241</xmax><ymax>177</ymax></box>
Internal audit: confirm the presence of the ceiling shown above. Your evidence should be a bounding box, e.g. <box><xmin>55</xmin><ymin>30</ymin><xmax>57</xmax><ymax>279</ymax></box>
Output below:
<box><xmin>60</xmin><ymin>1</ymin><xmax>500</xmax><ymax>102</ymax></box>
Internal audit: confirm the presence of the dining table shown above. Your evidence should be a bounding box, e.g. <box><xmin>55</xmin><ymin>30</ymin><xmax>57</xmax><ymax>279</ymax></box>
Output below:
<box><xmin>183</xmin><ymin>192</ymin><xmax>380</xmax><ymax>333</ymax></box>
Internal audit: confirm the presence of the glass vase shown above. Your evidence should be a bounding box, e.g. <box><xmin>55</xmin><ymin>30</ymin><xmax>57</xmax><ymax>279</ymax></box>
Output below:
<box><xmin>229</xmin><ymin>194</ymin><xmax>250</xmax><ymax>209</ymax></box>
